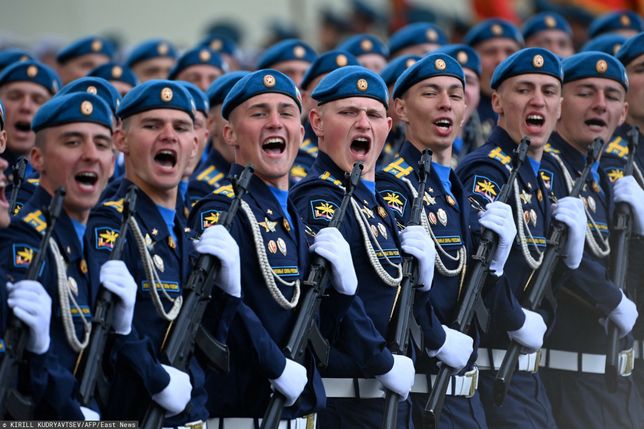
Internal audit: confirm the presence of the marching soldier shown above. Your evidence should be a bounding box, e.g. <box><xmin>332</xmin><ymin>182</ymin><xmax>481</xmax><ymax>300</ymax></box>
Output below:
<box><xmin>188</xmin><ymin>69</ymin><xmax>359</xmax><ymax>427</ymax></box>
<box><xmin>522</xmin><ymin>12</ymin><xmax>575</xmax><ymax>58</ymax></box>
<box><xmin>168</xmin><ymin>47</ymin><xmax>226</xmax><ymax>92</ymax></box>
<box><xmin>539</xmin><ymin>51</ymin><xmax>644</xmax><ymax>429</ymax></box>
<box><xmin>337</xmin><ymin>34</ymin><xmax>389</xmax><ymax>73</ymax></box>
<box><xmin>88</xmin><ymin>62</ymin><xmax>139</xmax><ymax>97</ymax></box>
<box><xmin>255</xmin><ymin>39</ymin><xmax>317</xmax><ymax>88</ymax></box>
<box><xmin>387</xmin><ymin>23</ymin><xmax>447</xmax><ymax>59</ymax></box>
<box><xmin>457</xmin><ymin>48</ymin><xmax>586</xmax><ymax>428</ymax></box>
<box><xmin>55</xmin><ymin>36</ymin><xmax>114</xmax><ymax>85</ymax></box>
<box><xmin>125</xmin><ymin>39</ymin><xmax>177</xmax><ymax>83</ymax></box>
<box><xmin>291</xmin><ymin>66</ymin><xmax>424</xmax><ymax>428</ymax></box>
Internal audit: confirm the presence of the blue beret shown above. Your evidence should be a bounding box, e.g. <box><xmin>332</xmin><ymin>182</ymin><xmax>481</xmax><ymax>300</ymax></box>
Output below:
<box><xmin>32</xmin><ymin>92</ymin><xmax>113</xmax><ymax>133</ymax></box>
<box><xmin>337</xmin><ymin>34</ymin><xmax>389</xmax><ymax>59</ymax></box>
<box><xmin>56</xmin><ymin>36</ymin><xmax>115</xmax><ymax>64</ymax></box>
<box><xmin>312</xmin><ymin>65</ymin><xmax>388</xmax><ymax>108</ymax></box>
<box><xmin>300</xmin><ymin>50</ymin><xmax>360</xmax><ymax>90</ymax></box>
<box><xmin>380</xmin><ymin>55</ymin><xmax>421</xmax><ymax>87</ymax></box>
<box><xmin>616</xmin><ymin>32</ymin><xmax>644</xmax><ymax>66</ymax></box>
<box><xmin>0</xmin><ymin>60</ymin><xmax>60</xmax><ymax>94</ymax></box>
<box><xmin>206</xmin><ymin>71</ymin><xmax>250</xmax><ymax>107</ymax></box>
<box><xmin>256</xmin><ymin>39</ymin><xmax>317</xmax><ymax>69</ymax></box>
<box><xmin>0</xmin><ymin>49</ymin><xmax>33</xmax><ymax>72</ymax></box>
<box><xmin>56</xmin><ymin>77</ymin><xmax>122</xmax><ymax>114</ymax></box>
<box><xmin>491</xmin><ymin>47</ymin><xmax>562</xmax><ymax>90</ymax></box>
<box><xmin>388</xmin><ymin>23</ymin><xmax>447</xmax><ymax>56</ymax></box>
<box><xmin>197</xmin><ymin>35</ymin><xmax>237</xmax><ymax>56</ymax></box>
<box><xmin>393</xmin><ymin>53</ymin><xmax>465</xmax><ymax>99</ymax></box>
<box><xmin>126</xmin><ymin>39</ymin><xmax>177</xmax><ymax>67</ymax></box>
<box><xmin>168</xmin><ymin>47</ymin><xmax>226</xmax><ymax>80</ymax></box>
<box><xmin>222</xmin><ymin>69</ymin><xmax>302</xmax><ymax>120</ymax></box>
<box><xmin>178</xmin><ymin>81</ymin><xmax>209</xmax><ymax>115</ymax></box>
<box><xmin>435</xmin><ymin>44</ymin><xmax>481</xmax><ymax>76</ymax></box>
<box><xmin>589</xmin><ymin>10</ymin><xmax>644</xmax><ymax>38</ymax></box>
<box><xmin>523</xmin><ymin>12</ymin><xmax>572</xmax><ymax>40</ymax></box>
<box><xmin>464</xmin><ymin>18</ymin><xmax>524</xmax><ymax>47</ymax></box>
<box><xmin>88</xmin><ymin>62</ymin><xmax>138</xmax><ymax>87</ymax></box>
<box><xmin>117</xmin><ymin>80</ymin><xmax>196</xmax><ymax>121</ymax></box>
<box><xmin>581</xmin><ymin>33</ymin><xmax>628</xmax><ymax>56</ymax></box>
<box><xmin>562</xmin><ymin>51</ymin><xmax>629</xmax><ymax>91</ymax></box>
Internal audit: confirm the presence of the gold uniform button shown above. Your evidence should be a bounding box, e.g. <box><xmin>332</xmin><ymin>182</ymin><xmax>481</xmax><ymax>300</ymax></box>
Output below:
<box><xmin>199</xmin><ymin>49</ymin><xmax>211</xmax><ymax>62</ymax></box>
<box><xmin>161</xmin><ymin>87</ymin><xmax>173</xmax><ymax>102</ymax></box>
<box><xmin>491</xmin><ymin>24</ymin><xmax>503</xmax><ymax>35</ymax></box>
<box><xmin>545</xmin><ymin>16</ymin><xmax>556</xmax><ymax>28</ymax></box>
<box><xmin>86</xmin><ymin>85</ymin><xmax>98</xmax><ymax>95</ymax></box>
<box><xmin>158</xmin><ymin>42</ymin><xmax>169</xmax><ymax>55</ymax></box>
<box><xmin>457</xmin><ymin>51</ymin><xmax>468</xmax><ymax>65</ymax></box>
<box><xmin>427</xmin><ymin>29</ymin><xmax>438</xmax><ymax>41</ymax></box>
<box><xmin>112</xmin><ymin>65</ymin><xmax>123</xmax><ymax>78</ymax></box>
<box><xmin>620</xmin><ymin>14</ymin><xmax>631</xmax><ymax>26</ymax></box>
<box><xmin>263</xmin><ymin>74</ymin><xmax>276</xmax><ymax>87</ymax></box>
<box><xmin>361</xmin><ymin>39</ymin><xmax>373</xmax><ymax>51</ymax></box>
<box><xmin>91</xmin><ymin>39</ymin><xmax>103</xmax><ymax>52</ymax></box>
<box><xmin>210</xmin><ymin>39</ymin><xmax>222</xmax><ymax>51</ymax></box>
<box><xmin>435</xmin><ymin>59</ymin><xmax>446</xmax><ymax>71</ymax></box>
<box><xmin>596</xmin><ymin>60</ymin><xmax>608</xmax><ymax>73</ymax></box>
<box><xmin>80</xmin><ymin>101</ymin><xmax>93</xmax><ymax>115</ymax></box>
<box><xmin>294</xmin><ymin>46</ymin><xmax>306</xmax><ymax>58</ymax></box>
<box><xmin>357</xmin><ymin>78</ymin><xmax>368</xmax><ymax>91</ymax></box>
<box><xmin>336</xmin><ymin>54</ymin><xmax>348</xmax><ymax>67</ymax></box>
<box><xmin>532</xmin><ymin>54</ymin><xmax>544</xmax><ymax>68</ymax></box>
<box><xmin>27</xmin><ymin>65</ymin><xmax>38</xmax><ymax>78</ymax></box>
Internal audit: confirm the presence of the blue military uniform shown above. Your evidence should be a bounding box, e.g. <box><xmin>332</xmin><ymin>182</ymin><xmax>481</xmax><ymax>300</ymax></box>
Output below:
<box><xmin>457</xmin><ymin>126</ymin><xmax>557</xmax><ymax>428</ymax></box>
<box><xmin>188</xmin><ymin>165</ymin><xmax>352</xmax><ymax>422</ymax></box>
<box><xmin>539</xmin><ymin>132</ymin><xmax>644</xmax><ymax>428</ymax></box>
<box><xmin>187</xmin><ymin>148</ymin><xmax>231</xmax><ymax>207</ymax></box>
<box><xmin>377</xmin><ymin>141</ymin><xmax>488</xmax><ymax>428</ymax></box>
<box><xmin>289</xmin><ymin>120</ymin><xmax>318</xmax><ymax>185</ymax></box>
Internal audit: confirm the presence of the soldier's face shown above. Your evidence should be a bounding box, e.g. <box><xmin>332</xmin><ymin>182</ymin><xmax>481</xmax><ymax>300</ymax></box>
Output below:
<box><xmin>625</xmin><ymin>54</ymin><xmax>644</xmax><ymax>127</ymax></box>
<box><xmin>207</xmin><ymin>105</ymin><xmax>235</xmax><ymax>163</ymax></box>
<box><xmin>393</xmin><ymin>43</ymin><xmax>441</xmax><ymax>58</ymax></box>
<box><xmin>31</xmin><ymin>122</ymin><xmax>114</xmax><ymax>222</ymax></box>
<box><xmin>0</xmin><ymin>82</ymin><xmax>51</xmax><ymax>155</ymax></box>
<box><xmin>225</xmin><ymin>93</ymin><xmax>303</xmax><ymax>189</ymax></box>
<box><xmin>526</xmin><ymin>30</ymin><xmax>574</xmax><ymax>58</ymax></box>
<box><xmin>476</xmin><ymin>38</ymin><xmax>520</xmax><ymax>95</ymax></box>
<box><xmin>396</xmin><ymin>75</ymin><xmax>466</xmax><ymax>153</ymax></box>
<box><xmin>116</xmin><ymin>109</ymin><xmax>197</xmax><ymax>195</ymax></box>
<box><xmin>358</xmin><ymin>54</ymin><xmax>387</xmax><ymax>73</ymax></box>
<box><xmin>58</xmin><ymin>53</ymin><xmax>110</xmax><ymax>85</ymax></box>
<box><xmin>493</xmin><ymin>74</ymin><xmax>562</xmax><ymax>152</ymax></box>
<box><xmin>0</xmin><ymin>154</ymin><xmax>8</xmax><ymax>228</ymax></box>
<box><xmin>111</xmin><ymin>81</ymin><xmax>134</xmax><ymax>97</ymax></box>
<box><xmin>311</xmin><ymin>97</ymin><xmax>392</xmax><ymax>180</ymax></box>
<box><xmin>272</xmin><ymin>60</ymin><xmax>311</xmax><ymax>88</ymax></box>
<box><xmin>132</xmin><ymin>57</ymin><xmax>176</xmax><ymax>82</ymax></box>
<box><xmin>176</xmin><ymin>65</ymin><xmax>223</xmax><ymax>92</ymax></box>
<box><xmin>558</xmin><ymin>77</ymin><xmax>627</xmax><ymax>149</ymax></box>
<box><xmin>463</xmin><ymin>68</ymin><xmax>480</xmax><ymax>123</ymax></box>
<box><xmin>184</xmin><ymin>111</ymin><xmax>209</xmax><ymax>178</ymax></box>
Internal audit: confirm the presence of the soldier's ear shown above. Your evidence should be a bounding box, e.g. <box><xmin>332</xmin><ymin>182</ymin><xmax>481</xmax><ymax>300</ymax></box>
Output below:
<box><xmin>0</xmin><ymin>129</ymin><xmax>6</xmax><ymax>153</ymax></box>
<box><xmin>491</xmin><ymin>90</ymin><xmax>503</xmax><ymax>115</ymax></box>
<box><xmin>222</xmin><ymin>122</ymin><xmax>236</xmax><ymax>147</ymax></box>
<box><xmin>309</xmin><ymin>108</ymin><xmax>324</xmax><ymax>138</ymax></box>
<box><xmin>113</xmin><ymin>128</ymin><xmax>128</xmax><ymax>154</ymax></box>
<box><xmin>393</xmin><ymin>97</ymin><xmax>408</xmax><ymax>124</ymax></box>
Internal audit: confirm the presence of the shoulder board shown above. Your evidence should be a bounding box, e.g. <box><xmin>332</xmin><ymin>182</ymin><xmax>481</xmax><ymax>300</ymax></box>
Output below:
<box><xmin>383</xmin><ymin>157</ymin><xmax>413</xmax><ymax>179</ymax></box>
<box><xmin>196</xmin><ymin>165</ymin><xmax>225</xmax><ymax>186</ymax></box>
<box><xmin>290</xmin><ymin>164</ymin><xmax>308</xmax><ymax>179</ymax></box>
<box><xmin>213</xmin><ymin>184</ymin><xmax>234</xmax><ymax>198</ymax></box>
<box><xmin>605</xmin><ymin>136</ymin><xmax>628</xmax><ymax>159</ymax></box>
<box><xmin>301</xmin><ymin>139</ymin><xmax>318</xmax><ymax>156</ymax></box>
<box><xmin>544</xmin><ymin>143</ymin><xmax>560</xmax><ymax>154</ymax></box>
<box><xmin>21</xmin><ymin>209</ymin><xmax>47</xmax><ymax>234</ymax></box>
<box><xmin>604</xmin><ymin>166</ymin><xmax>625</xmax><ymax>183</ymax></box>
<box><xmin>487</xmin><ymin>146</ymin><xmax>512</xmax><ymax>165</ymax></box>
<box><xmin>318</xmin><ymin>171</ymin><xmax>344</xmax><ymax>188</ymax></box>
<box><xmin>102</xmin><ymin>198</ymin><xmax>124</xmax><ymax>213</ymax></box>
<box><xmin>27</xmin><ymin>178</ymin><xmax>40</xmax><ymax>185</ymax></box>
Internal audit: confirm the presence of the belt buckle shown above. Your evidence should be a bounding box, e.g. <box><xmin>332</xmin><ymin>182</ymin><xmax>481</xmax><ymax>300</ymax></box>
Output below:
<box><xmin>618</xmin><ymin>348</ymin><xmax>634</xmax><ymax>377</ymax></box>
<box><xmin>465</xmin><ymin>367</ymin><xmax>479</xmax><ymax>398</ymax></box>
<box><xmin>185</xmin><ymin>420</ymin><xmax>205</xmax><ymax>429</ymax></box>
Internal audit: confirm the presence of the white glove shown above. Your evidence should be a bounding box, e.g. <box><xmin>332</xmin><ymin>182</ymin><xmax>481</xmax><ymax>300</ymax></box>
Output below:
<box><xmin>309</xmin><ymin>227</ymin><xmax>358</xmax><ymax>295</ymax></box>
<box><xmin>100</xmin><ymin>260</ymin><xmax>137</xmax><ymax>335</ymax></box>
<box><xmin>507</xmin><ymin>308</ymin><xmax>546</xmax><ymax>353</ymax></box>
<box><xmin>152</xmin><ymin>364</ymin><xmax>192</xmax><ymax>417</ymax></box>
<box><xmin>552</xmin><ymin>197</ymin><xmax>586</xmax><ymax>269</ymax></box>
<box><xmin>399</xmin><ymin>225</ymin><xmax>436</xmax><ymax>292</ymax></box>
<box><xmin>478</xmin><ymin>201</ymin><xmax>516</xmax><ymax>276</ymax></box>
<box><xmin>606</xmin><ymin>290</ymin><xmax>638</xmax><ymax>338</ymax></box>
<box><xmin>194</xmin><ymin>225</ymin><xmax>241</xmax><ymax>298</ymax></box>
<box><xmin>269</xmin><ymin>358</ymin><xmax>308</xmax><ymax>407</ymax></box>
<box><xmin>427</xmin><ymin>325</ymin><xmax>474</xmax><ymax>372</ymax></box>
<box><xmin>7</xmin><ymin>280</ymin><xmax>51</xmax><ymax>354</ymax></box>
<box><xmin>375</xmin><ymin>354</ymin><xmax>415</xmax><ymax>400</ymax></box>
<box><xmin>80</xmin><ymin>406</ymin><xmax>100</xmax><ymax>421</ymax></box>
<box><xmin>613</xmin><ymin>176</ymin><xmax>644</xmax><ymax>234</ymax></box>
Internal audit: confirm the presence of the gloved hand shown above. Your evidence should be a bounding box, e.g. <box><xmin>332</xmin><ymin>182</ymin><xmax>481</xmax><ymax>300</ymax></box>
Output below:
<box><xmin>507</xmin><ymin>308</ymin><xmax>546</xmax><ymax>353</ymax></box>
<box><xmin>80</xmin><ymin>406</ymin><xmax>100</xmax><ymax>421</ymax></box>
<box><xmin>375</xmin><ymin>354</ymin><xmax>415</xmax><ymax>400</ymax></box>
<box><xmin>7</xmin><ymin>280</ymin><xmax>51</xmax><ymax>354</ymax></box>
<box><xmin>269</xmin><ymin>358</ymin><xmax>308</xmax><ymax>406</ymax></box>
<box><xmin>427</xmin><ymin>325</ymin><xmax>474</xmax><ymax>372</ymax></box>
<box><xmin>479</xmin><ymin>201</ymin><xmax>516</xmax><ymax>276</ymax></box>
<box><xmin>310</xmin><ymin>227</ymin><xmax>357</xmax><ymax>295</ymax></box>
<box><xmin>399</xmin><ymin>225</ymin><xmax>436</xmax><ymax>291</ymax></box>
<box><xmin>605</xmin><ymin>290</ymin><xmax>638</xmax><ymax>338</ymax></box>
<box><xmin>194</xmin><ymin>225</ymin><xmax>241</xmax><ymax>298</ymax></box>
<box><xmin>152</xmin><ymin>364</ymin><xmax>192</xmax><ymax>417</ymax></box>
<box><xmin>613</xmin><ymin>176</ymin><xmax>644</xmax><ymax>234</ymax></box>
<box><xmin>100</xmin><ymin>260</ymin><xmax>137</xmax><ymax>335</ymax></box>
<box><xmin>552</xmin><ymin>196</ymin><xmax>586</xmax><ymax>269</ymax></box>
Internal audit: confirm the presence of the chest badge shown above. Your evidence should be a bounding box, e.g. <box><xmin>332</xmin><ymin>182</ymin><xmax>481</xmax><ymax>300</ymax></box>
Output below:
<box><xmin>259</xmin><ymin>217</ymin><xmax>278</xmax><ymax>233</ymax></box>
<box><xmin>276</xmin><ymin>237</ymin><xmax>287</xmax><ymax>256</ymax></box>
<box><xmin>68</xmin><ymin>277</ymin><xmax>78</xmax><ymax>296</ymax></box>
<box><xmin>519</xmin><ymin>189</ymin><xmax>532</xmax><ymax>205</ymax></box>
<box><xmin>437</xmin><ymin>208</ymin><xmax>448</xmax><ymax>226</ymax></box>
<box><xmin>377</xmin><ymin>223</ymin><xmax>388</xmax><ymax>239</ymax></box>
<box><xmin>153</xmin><ymin>254</ymin><xmax>165</xmax><ymax>272</ymax></box>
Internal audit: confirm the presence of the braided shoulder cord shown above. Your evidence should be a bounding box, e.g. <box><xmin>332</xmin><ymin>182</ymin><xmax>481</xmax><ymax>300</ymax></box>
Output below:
<box><xmin>512</xmin><ymin>180</ymin><xmax>544</xmax><ymax>270</ymax></box>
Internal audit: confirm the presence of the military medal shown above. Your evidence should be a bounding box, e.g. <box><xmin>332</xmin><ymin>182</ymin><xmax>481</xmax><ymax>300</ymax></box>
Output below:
<box><xmin>377</xmin><ymin>223</ymin><xmax>387</xmax><ymax>239</ymax></box>
<box><xmin>377</xmin><ymin>206</ymin><xmax>387</xmax><ymax>218</ymax></box>
<box><xmin>362</xmin><ymin>206</ymin><xmax>374</xmax><ymax>219</ymax></box>
<box><xmin>370</xmin><ymin>224</ymin><xmax>379</xmax><ymax>237</ymax></box>
<box><xmin>283</xmin><ymin>218</ymin><xmax>291</xmax><ymax>232</ymax></box>
<box><xmin>268</xmin><ymin>240</ymin><xmax>278</xmax><ymax>254</ymax></box>
<box><xmin>79</xmin><ymin>259</ymin><xmax>88</xmax><ymax>274</ymax></box>
<box><xmin>519</xmin><ymin>189</ymin><xmax>532</xmax><ymax>204</ymax></box>
<box><xmin>277</xmin><ymin>238</ymin><xmax>287</xmax><ymax>255</ymax></box>
<box><xmin>529</xmin><ymin>209</ymin><xmax>537</xmax><ymax>227</ymax></box>
<box><xmin>151</xmin><ymin>228</ymin><xmax>158</xmax><ymax>237</ymax></box>
<box><xmin>523</xmin><ymin>210</ymin><xmax>531</xmax><ymax>225</ymax></box>
<box><xmin>68</xmin><ymin>277</ymin><xmax>78</xmax><ymax>296</ymax></box>
<box><xmin>437</xmin><ymin>208</ymin><xmax>448</xmax><ymax>226</ymax></box>
<box><xmin>424</xmin><ymin>192</ymin><xmax>436</xmax><ymax>206</ymax></box>
<box><xmin>587</xmin><ymin>195</ymin><xmax>596</xmax><ymax>212</ymax></box>
<box><xmin>153</xmin><ymin>254</ymin><xmax>165</xmax><ymax>272</ymax></box>
<box><xmin>259</xmin><ymin>217</ymin><xmax>277</xmax><ymax>232</ymax></box>
<box><xmin>145</xmin><ymin>234</ymin><xmax>153</xmax><ymax>247</ymax></box>
<box><xmin>446</xmin><ymin>195</ymin><xmax>456</xmax><ymax>207</ymax></box>
<box><xmin>428</xmin><ymin>212</ymin><xmax>437</xmax><ymax>225</ymax></box>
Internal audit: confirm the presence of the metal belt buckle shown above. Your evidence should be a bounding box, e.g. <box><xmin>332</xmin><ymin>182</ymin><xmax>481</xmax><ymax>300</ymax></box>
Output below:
<box><xmin>618</xmin><ymin>348</ymin><xmax>635</xmax><ymax>377</ymax></box>
<box><xmin>185</xmin><ymin>420</ymin><xmax>205</xmax><ymax>429</ymax></box>
<box><xmin>465</xmin><ymin>367</ymin><xmax>479</xmax><ymax>398</ymax></box>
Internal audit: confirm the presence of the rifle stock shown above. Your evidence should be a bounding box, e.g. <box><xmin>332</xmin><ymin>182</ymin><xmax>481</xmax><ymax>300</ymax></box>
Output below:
<box><xmin>424</xmin><ymin>138</ymin><xmax>530</xmax><ymax>427</ymax></box>
<box><xmin>493</xmin><ymin>137</ymin><xmax>606</xmax><ymax>405</ymax></box>
<box><xmin>260</xmin><ymin>162</ymin><xmax>363</xmax><ymax>429</ymax></box>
